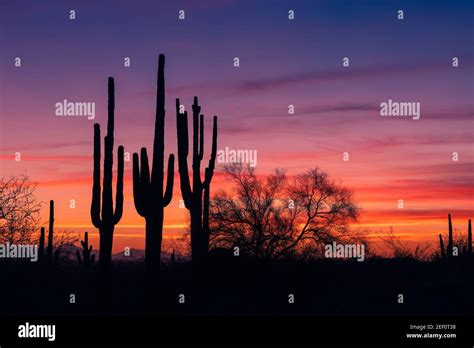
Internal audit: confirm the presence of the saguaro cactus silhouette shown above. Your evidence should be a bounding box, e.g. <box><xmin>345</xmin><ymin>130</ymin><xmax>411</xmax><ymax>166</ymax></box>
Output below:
<box><xmin>39</xmin><ymin>227</ymin><xmax>45</xmax><ymax>262</ymax></box>
<box><xmin>447</xmin><ymin>213</ymin><xmax>454</xmax><ymax>258</ymax></box>
<box><xmin>76</xmin><ymin>231</ymin><xmax>95</xmax><ymax>270</ymax></box>
<box><xmin>468</xmin><ymin>219</ymin><xmax>472</xmax><ymax>255</ymax></box>
<box><xmin>176</xmin><ymin>95</ymin><xmax>217</xmax><ymax>264</ymax></box>
<box><xmin>439</xmin><ymin>215</ymin><xmax>472</xmax><ymax>259</ymax></box>
<box><xmin>438</xmin><ymin>234</ymin><xmax>445</xmax><ymax>259</ymax></box>
<box><xmin>47</xmin><ymin>200</ymin><xmax>54</xmax><ymax>264</ymax></box>
<box><xmin>133</xmin><ymin>54</ymin><xmax>174</xmax><ymax>272</ymax></box>
<box><xmin>91</xmin><ymin>77</ymin><xmax>124</xmax><ymax>270</ymax></box>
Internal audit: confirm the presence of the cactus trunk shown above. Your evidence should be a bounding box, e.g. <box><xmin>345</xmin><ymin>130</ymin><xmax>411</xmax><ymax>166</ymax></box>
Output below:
<box><xmin>133</xmin><ymin>54</ymin><xmax>174</xmax><ymax>273</ymax></box>
<box><xmin>144</xmin><ymin>214</ymin><xmax>164</xmax><ymax>269</ymax></box>
<box><xmin>98</xmin><ymin>226</ymin><xmax>113</xmax><ymax>266</ymax></box>
<box><xmin>91</xmin><ymin>77</ymin><xmax>124</xmax><ymax>271</ymax></box>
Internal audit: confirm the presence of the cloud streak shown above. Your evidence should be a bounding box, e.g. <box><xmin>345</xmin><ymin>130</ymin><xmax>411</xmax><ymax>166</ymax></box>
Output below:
<box><xmin>166</xmin><ymin>60</ymin><xmax>473</xmax><ymax>97</ymax></box>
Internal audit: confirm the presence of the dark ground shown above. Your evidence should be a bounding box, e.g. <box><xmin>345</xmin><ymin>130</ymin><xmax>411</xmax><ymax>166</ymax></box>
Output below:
<box><xmin>1</xmin><ymin>256</ymin><xmax>472</xmax><ymax>317</ymax></box>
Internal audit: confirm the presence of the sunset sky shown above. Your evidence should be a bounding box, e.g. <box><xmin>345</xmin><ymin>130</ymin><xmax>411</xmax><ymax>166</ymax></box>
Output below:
<box><xmin>1</xmin><ymin>0</ymin><xmax>473</xmax><ymax>252</ymax></box>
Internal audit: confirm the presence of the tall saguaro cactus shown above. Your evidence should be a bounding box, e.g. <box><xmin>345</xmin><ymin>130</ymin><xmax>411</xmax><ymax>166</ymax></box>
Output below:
<box><xmin>133</xmin><ymin>54</ymin><xmax>174</xmax><ymax>272</ymax></box>
<box><xmin>91</xmin><ymin>77</ymin><xmax>124</xmax><ymax>270</ymax></box>
<box><xmin>176</xmin><ymin>95</ymin><xmax>217</xmax><ymax>264</ymax></box>
<box><xmin>47</xmin><ymin>200</ymin><xmax>54</xmax><ymax>264</ymax></box>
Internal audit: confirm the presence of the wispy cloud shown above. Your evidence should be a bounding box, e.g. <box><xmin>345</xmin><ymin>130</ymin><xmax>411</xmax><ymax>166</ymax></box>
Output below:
<box><xmin>166</xmin><ymin>60</ymin><xmax>471</xmax><ymax>97</ymax></box>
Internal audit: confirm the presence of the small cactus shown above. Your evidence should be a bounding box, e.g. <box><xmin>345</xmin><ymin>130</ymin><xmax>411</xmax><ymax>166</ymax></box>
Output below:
<box><xmin>447</xmin><ymin>213</ymin><xmax>453</xmax><ymax>258</ymax></box>
<box><xmin>47</xmin><ymin>200</ymin><xmax>54</xmax><ymax>264</ymax></box>
<box><xmin>438</xmin><ymin>234</ymin><xmax>445</xmax><ymax>259</ymax></box>
<box><xmin>438</xmin><ymin>215</ymin><xmax>472</xmax><ymax>260</ymax></box>
<box><xmin>39</xmin><ymin>227</ymin><xmax>45</xmax><ymax>262</ymax></box>
<box><xmin>76</xmin><ymin>231</ymin><xmax>95</xmax><ymax>270</ymax></box>
<box><xmin>468</xmin><ymin>219</ymin><xmax>472</xmax><ymax>256</ymax></box>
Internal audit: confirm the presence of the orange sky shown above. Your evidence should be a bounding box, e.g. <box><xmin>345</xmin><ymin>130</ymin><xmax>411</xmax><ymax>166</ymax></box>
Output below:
<box><xmin>2</xmin><ymin>153</ymin><xmax>472</xmax><ymax>253</ymax></box>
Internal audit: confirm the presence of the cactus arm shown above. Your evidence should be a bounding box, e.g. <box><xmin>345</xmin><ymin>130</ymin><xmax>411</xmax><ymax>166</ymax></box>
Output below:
<box><xmin>163</xmin><ymin>154</ymin><xmax>175</xmax><ymax>206</ymax></box>
<box><xmin>176</xmin><ymin>99</ymin><xmax>189</xmax><ymax>155</ymax></box>
<box><xmin>101</xmin><ymin>78</ymin><xmax>115</xmax><ymax>222</ymax></box>
<box><xmin>113</xmin><ymin>145</ymin><xmax>124</xmax><ymax>224</ymax></box>
<box><xmin>101</xmin><ymin>134</ymin><xmax>113</xmax><ymax>221</ymax></box>
<box><xmin>191</xmin><ymin>104</ymin><xmax>203</xmax><ymax>197</ymax></box>
<box><xmin>199</xmin><ymin>114</ymin><xmax>204</xmax><ymax>161</ymax></box>
<box><xmin>91</xmin><ymin>124</ymin><xmax>102</xmax><ymax>229</ymax></box>
<box><xmin>176</xmin><ymin>104</ymin><xmax>193</xmax><ymax>208</ymax></box>
<box><xmin>151</xmin><ymin>54</ymin><xmax>165</xmax><ymax>188</ymax></box>
<box><xmin>140</xmin><ymin>148</ymin><xmax>151</xmax><ymax>186</ymax></box>
<box><xmin>192</xmin><ymin>97</ymin><xmax>201</xmax><ymax>158</ymax></box>
<box><xmin>211</xmin><ymin>116</ymin><xmax>217</xmax><ymax>158</ymax></box>
<box><xmin>192</xmin><ymin>99</ymin><xmax>200</xmax><ymax>173</ymax></box>
<box><xmin>203</xmin><ymin>116</ymin><xmax>218</xmax><ymax>187</ymax></box>
<box><xmin>203</xmin><ymin>170</ymin><xmax>211</xmax><ymax>227</ymax></box>
<box><xmin>132</xmin><ymin>153</ymin><xmax>146</xmax><ymax>217</ymax></box>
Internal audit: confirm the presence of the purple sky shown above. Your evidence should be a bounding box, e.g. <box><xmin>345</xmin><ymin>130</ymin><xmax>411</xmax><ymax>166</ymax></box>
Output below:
<box><xmin>1</xmin><ymin>0</ymin><xmax>473</xmax><ymax>251</ymax></box>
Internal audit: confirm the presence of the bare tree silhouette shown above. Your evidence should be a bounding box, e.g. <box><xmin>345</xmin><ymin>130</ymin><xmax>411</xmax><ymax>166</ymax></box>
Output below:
<box><xmin>0</xmin><ymin>174</ymin><xmax>41</xmax><ymax>244</ymax></box>
<box><xmin>209</xmin><ymin>164</ymin><xmax>360</xmax><ymax>261</ymax></box>
<box><xmin>51</xmin><ymin>229</ymin><xmax>79</xmax><ymax>263</ymax></box>
<box><xmin>381</xmin><ymin>227</ymin><xmax>431</xmax><ymax>261</ymax></box>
